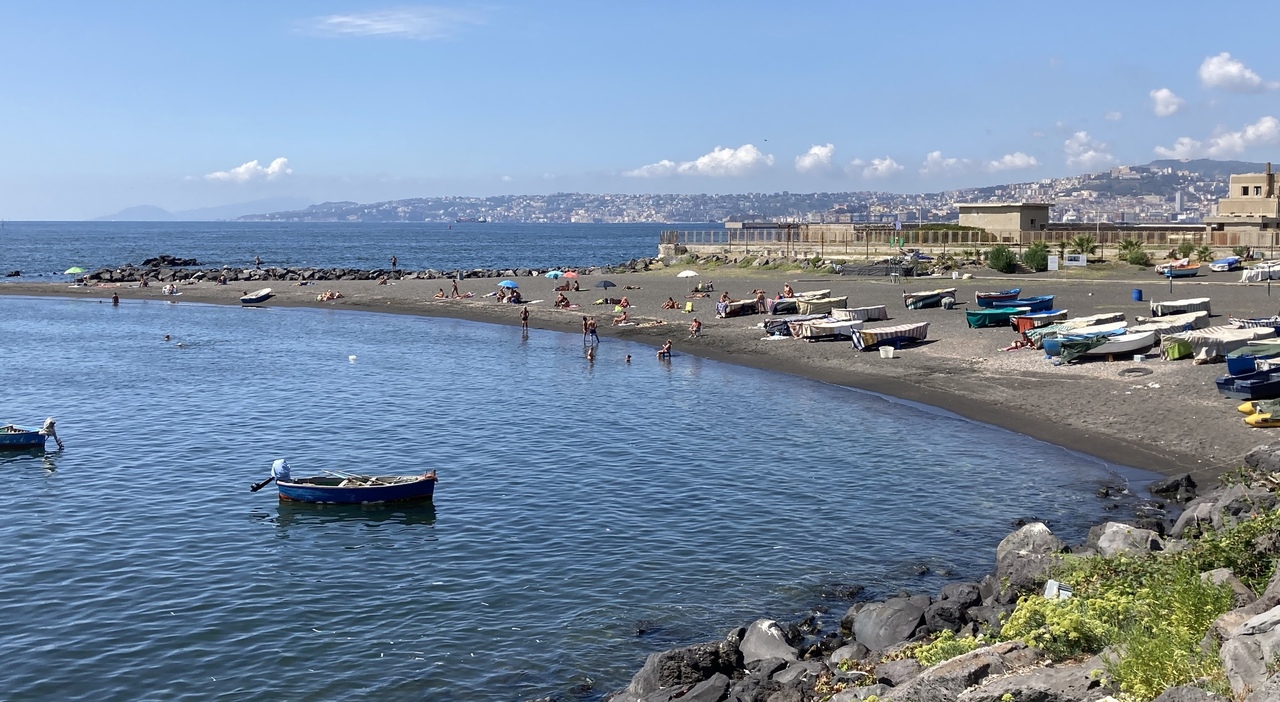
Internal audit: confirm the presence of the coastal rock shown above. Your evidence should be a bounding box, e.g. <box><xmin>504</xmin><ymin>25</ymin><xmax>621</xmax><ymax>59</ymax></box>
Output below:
<box><xmin>1091</xmin><ymin>522</ymin><xmax>1163</xmax><ymax>558</ymax></box>
<box><xmin>995</xmin><ymin>523</ymin><xmax>1067</xmax><ymax>592</ymax></box>
<box><xmin>633</xmin><ymin>672</ymin><xmax>730</xmax><ymax>702</ymax></box>
<box><xmin>830</xmin><ymin>643</ymin><xmax>870</xmax><ymax>666</ymax></box>
<box><xmin>875</xmin><ymin>658</ymin><xmax>922</xmax><ymax>686</ymax></box>
<box><xmin>1201</xmin><ymin>568</ymin><xmax>1258</xmax><ymax>608</ymax></box>
<box><xmin>1219</xmin><ymin>604</ymin><xmax>1280</xmax><ymax>695</ymax></box>
<box><xmin>774</xmin><ymin>660</ymin><xmax>825</xmax><ymax>685</ymax></box>
<box><xmin>1244</xmin><ymin>441</ymin><xmax>1280</xmax><ymax>473</ymax></box>
<box><xmin>1211</xmin><ymin>485</ymin><xmax>1277</xmax><ymax>530</ymax></box>
<box><xmin>739</xmin><ymin>619</ymin><xmax>799</xmax><ymax>664</ymax></box>
<box><xmin>1149</xmin><ymin>473</ymin><xmax>1198</xmax><ymax>503</ymax></box>
<box><xmin>841</xmin><ymin>603</ymin><xmax>868</xmax><ymax>634</ymax></box>
<box><xmin>924</xmin><ymin>597</ymin><xmax>969</xmax><ymax>633</ymax></box>
<box><xmin>939</xmin><ymin>582</ymin><xmax>983</xmax><ymax>609</ymax></box>
<box><xmin>1152</xmin><ymin>685</ymin><xmax>1232</xmax><ymax>702</ymax></box>
<box><xmin>852</xmin><ymin>595</ymin><xmax>930</xmax><ymax>652</ymax></box>
<box><xmin>1171</xmin><ymin>500</ymin><xmax>1217</xmax><ymax>538</ymax></box>
<box><xmin>622</xmin><ymin>640</ymin><xmax>740</xmax><ymax>697</ymax></box>
<box><xmin>882</xmin><ymin>641</ymin><xmax>1041</xmax><ymax>702</ymax></box>
<box><xmin>956</xmin><ymin>662</ymin><xmax>1110</xmax><ymax>701</ymax></box>
<box><xmin>1245</xmin><ymin>673</ymin><xmax>1280</xmax><ymax>702</ymax></box>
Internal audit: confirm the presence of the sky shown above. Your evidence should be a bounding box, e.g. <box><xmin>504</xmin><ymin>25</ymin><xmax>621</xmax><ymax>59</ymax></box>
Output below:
<box><xmin>1</xmin><ymin>1</ymin><xmax>1279</xmax><ymax>220</ymax></box>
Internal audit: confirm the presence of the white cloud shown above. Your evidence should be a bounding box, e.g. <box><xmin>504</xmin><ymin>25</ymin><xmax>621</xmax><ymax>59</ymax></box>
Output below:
<box><xmin>918</xmin><ymin>151</ymin><xmax>970</xmax><ymax>176</ymax></box>
<box><xmin>1148</xmin><ymin>88</ymin><xmax>1185</xmax><ymax>117</ymax></box>
<box><xmin>624</xmin><ymin>144</ymin><xmax>773</xmax><ymax>178</ymax></box>
<box><xmin>303</xmin><ymin>7</ymin><xmax>483</xmax><ymax>40</ymax></box>
<box><xmin>1104</xmin><ymin>111</ymin><xmax>1124</xmax><ymax>121</ymax></box>
<box><xmin>204</xmin><ymin>157</ymin><xmax>292</xmax><ymax>183</ymax></box>
<box><xmin>1155</xmin><ymin>115</ymin><xmax>1280</xmax><ymax>159</ymax></box>
<box><xmin>1198</xmin><ymin>52</ymin><xmax>1278</xmax><ymax>93</ymax></box>
<box><xmin>861</xmin><ymin>157</ymin><xmax>903</xmax><ymax>179</ymax></box>
<box><xmin>986</xmin><ymin>152</ymin><xmax>1039</xmax><ymax>172</ymax></box>
<box><xmin>500</xmin><ymin>175</ymin><xmax>512</xmax><ymax>182</ymax></box>
<box><xmin>794</xmin><ymin>143</ymin><xmax>836</xmax><ymax>174</ymax></box>
<box><xmin>1063</xmin><ymin>131</ymin><xmax>1115</xmax><ymax>171</ymax></box>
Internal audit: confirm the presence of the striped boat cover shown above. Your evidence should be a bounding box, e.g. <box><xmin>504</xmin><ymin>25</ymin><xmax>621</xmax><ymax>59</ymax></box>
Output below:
<box><xmin>1148</xmin><ymin>297</ymin><xmax>1211</xmax><ymax>317</ymax></box>
<box><xmin>852</xmin><ymin>321</ymin><xmax>930</xmax><ymax>350</ymax></box>
<box><xmin>796</xmin><ymin>296</ymin><xmax>847</xmax><ymax>316</ymax></box>
<box><xmin>832</xmin><ymin>305</ymin><xmax>888</xmax><ymax>322</ymax></box>
<box><xmin>789</xmin><ymin>318</ymin><xmax>864</xmax><ymax>340</ymax></box>
<box><xmin>903</xmin><ymin>288</ymin><xmax>957</xmax><ymax>309</ymax></box>
<box><xmin>1231</xmin><ymin>316</ymin><xmax>1280</xmax><ymax>330</ymax></box>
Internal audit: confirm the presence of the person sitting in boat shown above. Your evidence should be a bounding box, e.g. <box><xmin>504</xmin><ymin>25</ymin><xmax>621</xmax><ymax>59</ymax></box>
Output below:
<box><xmin>781</xmin><ymin>283</ymin><xmax>795</xmax><ymax>298</ymax></box>
<box><xmin>271</xmin><ymin>458</ymin><xmax>291</xmax><ymax>483</ymax></box>
<box><xmin>554</xmin><ymin>292</ymin><xmax>571</xmax><ymax>308</ymax></box>
<box><xmin>661</xmin><ymin>297</ymin><xmax>678</xmax><ymax>310</ymax></box>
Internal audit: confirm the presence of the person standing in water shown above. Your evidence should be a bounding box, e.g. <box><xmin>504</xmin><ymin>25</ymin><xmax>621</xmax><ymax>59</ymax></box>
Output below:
<box><xmin>519</xmin><ymin>305</ymin><xmax>529</xmax><ymax>331</ymax></box>
<box><xmin>111</xmin><ymin>293</ymin><xmax>119</xmax><ymax>306</ymax></box>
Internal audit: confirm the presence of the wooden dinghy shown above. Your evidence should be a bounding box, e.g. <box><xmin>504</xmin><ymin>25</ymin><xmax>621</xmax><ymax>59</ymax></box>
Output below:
<box><xmin>1012</xmin><ymin>309</ymin><xmax>1068</xmax><ymax>335</ymax></box>
<box><xmin>0</xmin><ymin>417</ymin><xmax>62</xmax><ymax>451</ymax></box>
<box><xmin>252</xmin><ymin>459</ymin><xmax>438</xmax><ymax>504</ymax></box>
<box><xmin>1003</xmin><ymin>295</ymin><xmax>1055</xmax><ymax>313</ymax></box>
<box><xmin>974</xmin><ymin>288</ymin><xmax>1020</xmax><ymax>308</ymax></box>
<box><xmin>788</xmin><ymin>317</ymin><xmax>863</xmax><ymax>341</ymax></box>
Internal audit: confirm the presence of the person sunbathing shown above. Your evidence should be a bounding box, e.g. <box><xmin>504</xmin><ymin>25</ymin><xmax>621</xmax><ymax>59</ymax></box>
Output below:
<box><xmin>571</xmin><ymin>280</ymin><xmax>581</xmax><ymax>291</ymax></box>
<box><xmin>555</xmin><ymin>293</ymin><xmax>571</xmax><ymax>308</ymax></box>
<box><xmin>434</xmin><ymin>288</ymin><xmax>447</xmax><ymax>298</ymax></box>
<box><xmin>554</xmin><ymin>282</ymin><xmax>570</xmax><ymax>291</ymax></box>
<box><xmin>661</xmin><ymin>297</ymin><xmax>678</xmax><ymax>310</ymax></box>
<box><xmin>612</xmin><ymin>309</ymin><xmax>629</xmax><ymax>325</ymax></box>
<box><xmin>618</xmin><ymin>296</ymin><xmax>630</xmax><ymax>308</ymax></box>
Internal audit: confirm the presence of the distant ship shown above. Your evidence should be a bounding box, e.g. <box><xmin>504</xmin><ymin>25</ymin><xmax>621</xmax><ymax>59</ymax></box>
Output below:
<box><xmin>455</xmin><ymin>216</ymin><xmax>489</xmax><ymax>223</ymax></box>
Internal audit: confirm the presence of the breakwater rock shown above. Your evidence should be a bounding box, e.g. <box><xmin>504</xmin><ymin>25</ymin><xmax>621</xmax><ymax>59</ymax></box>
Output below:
<box><xmin>590</xmin><ymin>449</ymin><xmax>1280</xmax><ymax>702</ymax></box>
<box><xmin>81</xmin><ymin>255</ymin><xmax>664</xmax><ymax>284</ymax></box>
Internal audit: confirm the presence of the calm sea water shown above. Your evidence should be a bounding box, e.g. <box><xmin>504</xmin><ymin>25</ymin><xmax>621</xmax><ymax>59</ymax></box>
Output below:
<box><xmin>0</xmin><ymin>221</ymin><xmax>664</xmax><ymax>279</ymax></box>
<box><xmin>0</xmin><ymin>295</ymin><xmax>1152</xmax><ymax>701</ymax></box>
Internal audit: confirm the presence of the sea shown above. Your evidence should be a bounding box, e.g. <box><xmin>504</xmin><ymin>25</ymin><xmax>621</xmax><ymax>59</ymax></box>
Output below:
<box><xmin>0</xmin><ymin>222</ymin><xmax>1155</xmax><ymax>701</ymax></box>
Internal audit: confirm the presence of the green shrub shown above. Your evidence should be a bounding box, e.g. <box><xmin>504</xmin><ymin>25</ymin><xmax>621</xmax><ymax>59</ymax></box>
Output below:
<box><xmin>737</xmin><ymin>256</ymin><xmax>757</xmax><ymax>268</ymax></box>
<box><xmin>1175</xmin><ymin>241</ymin><xmax>1196</xmax><ymax>259</ymax></box>
<box><xmin>913</xmin><ymin>630</ymin><xmax>984</xmax><ymax>667</ymax></box>
<box><xmin>1022</xmin><ymin>242</ymin><xmax>1050</xmax><ymax>272</ymax></box>
<box><xmin>1195</xmin><ymin>245</ymin><xmax>1214</xmax><ymax>262</ymax></box>
<box><xmin>1118</xmin><ymin>238</ymin><xmax>1144</xmax><ymax>257</ymax></box>
<box><xmin>1068</xmin><ymin>235</ymin><xmax>1098</xmax><ymax>256</ymax></box>
<box><xmin>987</xmin><ymin>245</ymin><xmax>1018</xmax><ymax>274</ymax></box>
<box><xmin>1125</xmin><ymin>249</ymin><xmax>1153</xmax><ymax>267</ymax></box>
<box><xmin>1233</xmin><ymin>246</ymin><xmax>1252</xmax><ymax>258</ymax></box>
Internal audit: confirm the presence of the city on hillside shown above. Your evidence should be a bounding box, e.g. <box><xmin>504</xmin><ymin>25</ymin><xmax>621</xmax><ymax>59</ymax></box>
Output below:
<box><xmin>238</xmin><ymin>159</ymin><xmax>1264</xmax><ymax>226</ymax></box>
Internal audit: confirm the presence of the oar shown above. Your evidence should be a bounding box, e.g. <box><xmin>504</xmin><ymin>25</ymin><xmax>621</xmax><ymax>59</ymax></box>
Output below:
<box><xmin>249</xmin><ymin>476</ymin><xmax>275</xmax><ymax>492</ymax></box>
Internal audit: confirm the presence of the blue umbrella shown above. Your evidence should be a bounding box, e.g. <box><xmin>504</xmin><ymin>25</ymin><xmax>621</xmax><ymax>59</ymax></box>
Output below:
<box><xmin>498</xmin><ymin>280</ymin><xmax>519</xmax><ymax>288</ymax></box>
<box><xmin>544</xmin><ymin>271</ymin><xmax>563</xmax><ymax>279</ymax></box>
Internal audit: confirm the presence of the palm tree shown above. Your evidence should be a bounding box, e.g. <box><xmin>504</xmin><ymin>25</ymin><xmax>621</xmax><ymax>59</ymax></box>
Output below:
<box><xmin>1068</xmin><ymin>234</ymin><xmax>1098</xmax><ymax>256</ymax></box>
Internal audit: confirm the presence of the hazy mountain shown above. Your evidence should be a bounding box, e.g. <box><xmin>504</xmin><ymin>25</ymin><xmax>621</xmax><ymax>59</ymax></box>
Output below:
<box><xmin>93</xmin><ymin>196</ymin><xmax>312</xmax><ymax>222</ymax></box>
<box><xmin>1143</xmin><ymin>159</ymin><xmax>1267</xmax><ymax>179</ymax></box>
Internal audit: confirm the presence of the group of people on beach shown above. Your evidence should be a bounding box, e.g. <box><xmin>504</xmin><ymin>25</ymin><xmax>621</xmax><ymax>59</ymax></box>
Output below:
<box><xmin>433</xmin><ymin>280</ymin><xmax>467</xmax><ymax>299</ymax></box>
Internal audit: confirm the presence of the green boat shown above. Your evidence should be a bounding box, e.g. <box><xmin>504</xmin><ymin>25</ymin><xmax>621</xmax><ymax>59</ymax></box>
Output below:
<box><xmin>965</xmin><ymin>306</ymin><xmax>1026</xmax><ymax>329</ymax></box>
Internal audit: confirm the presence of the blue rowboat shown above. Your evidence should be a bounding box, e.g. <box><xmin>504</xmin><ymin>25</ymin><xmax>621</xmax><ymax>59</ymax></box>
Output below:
<box><xmin>1005</xmin><ymin>295</ymin><xmax>1055</xmax><ymax>313</ymax></box>
<box><xmin>0</xmin><ymin>418</ymin><xmax>61</xmax><ymax>451</ymax></box>
<box><xmin>974</xmin><ymin>288</ymin><xmax>1021</xmax><ymax>308</ymax></box>
<box><xmin>258</xmin><ymin>459</ymin><xmax>437</xmax><ymax>504</ymax></box>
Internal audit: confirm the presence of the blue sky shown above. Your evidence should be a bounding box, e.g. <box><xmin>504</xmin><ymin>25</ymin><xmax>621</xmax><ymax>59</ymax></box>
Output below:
<box><xmin>2</xmin><ymin>1</ymin><xmax>1278</xmax><ymax>219</ymax></box>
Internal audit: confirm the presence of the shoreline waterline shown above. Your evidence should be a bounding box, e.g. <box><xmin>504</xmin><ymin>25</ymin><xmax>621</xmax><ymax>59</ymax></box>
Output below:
<box><xmin>1</xmin><ymin>284</ymin><xmax>1198</xmax><ymax>478</ymax></box>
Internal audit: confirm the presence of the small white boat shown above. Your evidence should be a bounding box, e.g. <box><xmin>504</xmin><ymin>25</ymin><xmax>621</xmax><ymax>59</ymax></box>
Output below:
<box><xmin>240</xmin><ymin>287</ymin><xmax>274</xmax><ymax>305</ymax></box>
<box><xmin>1085</xmin><ymin>331</ymin><xmax>1158</xmax><ymax>356</ymax></box>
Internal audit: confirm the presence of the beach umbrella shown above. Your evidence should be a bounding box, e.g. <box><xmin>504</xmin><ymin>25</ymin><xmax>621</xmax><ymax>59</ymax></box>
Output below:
<box><xmin>594</xmin><ymin>280</ymin><xmax>617</xmax><ymax>290</ymax></box>
<box><xmin>64</xmin><ymin>266</ymin><xmax>85</xmax><ymax>274</ymax></box>
<box><xmin>544</xmin><ymin>271</ymin><xmax>563</xmax><ymax>279</ymax></box>
<box><xmin>676</xmin><ymin>270</ymin><xmax>699</xmax><ymax>278</ymax></box>
<box><xmin>563</xmin><ymin>271</ymin><xmax>579</xmax><ymax>278</ymax></box>
<box><xmin>498</xmin><ymin>280</ymin><xmax>519</xmax><ymax>288</ymax></box>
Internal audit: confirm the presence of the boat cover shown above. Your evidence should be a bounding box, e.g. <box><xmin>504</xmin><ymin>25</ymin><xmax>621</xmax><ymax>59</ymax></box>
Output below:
<box><xmin>796</xmin><ymin>296</ymin><xmax>847</xmax><ymax>316</ymax></box>
<box><xmin>1132</xmin><ymin>310</ymin><xmax>1210</xmax><ymax>330</ymax></box>
<box><xmin>832</xmin><ymin>305</ymin><xmax>888</xmax><ymax>322</ymax></box>
<box><xmin>852</xmin><ymin>321</ymin><xmax>930</xmax><ymax>350</ymax></box>
<box><xmin>788</xmin><ymin>317</ymin><xmax>863</xmax><ymax>340</ymax></box>
<box><xmin>1164</xmin><ymin>325</ymin><xmax>1277</xmax><ymax>362</ymax></box>
<box><xmin>716</xmin><ymin>299</ymin><xmax>759</xmax><ymax>318</ymax></box>
<box><xmin>1240</xmin><ymin>262</ymin><xmax>1280</xmax><ymax>283</ymax></box>
<box><xmin>1231</xmin><ymin>316</ymin><xmax>1280</xmax><ymax>330</ymax></box>
<box><xmin>903</xmin><ymin>288</ymin><xmax>957</xmax><ymax>310</ymax></box>
<box><xmin>1148</xmin><ymin>297</ymin><xmax>1211</xmax><ymax>317</ymax></box>
<box><xmin>763</xmin><ymin>314</ymin><xmax>825</xmax><ymax>336</ymax></box>
<box><xmin>766</xmin><ymin>298</ymin><xmax>798</xmax><ymax>315</ymax></box>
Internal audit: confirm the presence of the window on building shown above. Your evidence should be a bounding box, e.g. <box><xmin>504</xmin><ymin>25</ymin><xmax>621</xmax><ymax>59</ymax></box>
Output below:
<box><xmin>1030</xmin><ymin>218</ymin><xmax>1037</xmax><ymax>227</ymax></box>
<box><xmin>1256</xmin><ymin>186</ymin><xmax>1264</xmax><ymax>196</ymax></box>
<box><xmin>1243</xmin><ymin>186</ymin><xmax>1251</xmax><ymax>196</ymax></box>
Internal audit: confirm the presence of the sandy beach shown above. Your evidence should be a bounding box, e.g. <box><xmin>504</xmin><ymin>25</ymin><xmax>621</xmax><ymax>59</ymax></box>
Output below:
<box><xmin>7</xmin><ymin>264</ymin><xmax>1277</xmax><ymax>481</ymax></box>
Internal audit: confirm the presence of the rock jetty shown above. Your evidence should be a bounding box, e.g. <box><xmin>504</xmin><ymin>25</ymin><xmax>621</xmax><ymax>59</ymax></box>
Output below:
<box><xmin>79</xmin><ymin>254</ymin><xmax>665</xmax><ymax>285</ymax></box>
<box><xmin>588</xmin><ymin>444</ymin><xmax>1280</xmax><ymax>702</ymax></box>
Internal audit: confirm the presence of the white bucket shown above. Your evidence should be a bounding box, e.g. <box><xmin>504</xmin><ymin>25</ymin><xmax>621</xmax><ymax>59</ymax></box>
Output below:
<box><xmin>951</xmin><ymin>271</ymin><xmax>959</xmax><ymax>279</ymax></box>
<box><xmin>1134</xmin><ymin>354</ymin><xmax>1146</xmax><ymax>362</ymax></box>
<box><xmin>880</xmin><ymin>347</ymin><xmax>896</xmax><ymax>359</ymax></box>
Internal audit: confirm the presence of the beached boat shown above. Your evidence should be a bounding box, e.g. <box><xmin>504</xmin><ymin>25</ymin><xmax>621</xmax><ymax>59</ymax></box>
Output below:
<box><xmin>763</xmin><ymin>314</ymin><xmax>826</xmax><ymax>336</ymax></box>
<box><xmin>1238</xmin><ymin>399</ymin><xmax>1280</xmax><ymax>415</ymax></box>
<box><xmin>716</xmin><ymin>299</ymin><xmax>758</xmax><ymax>318</ymax></box>
<box><xmin>1026</xmin><ymin>312</ymin><xmax>1126</xmax><ymax>348</ymax></box>
<box><xmin>1084</xmin><ymin>331</ymin><xmax>1158</xmax><ymax>356</ymax></box>
<box><xmin>974</xmin><ymin>288</ymin><xmax>1021</xmax><ymax>308</ymax></box>
<box><xmin>1216</xmin><ymin>367</ymin><xmax>1280</xmax><ymax>401</ymax></box>
<box><xmin>965</xmin><ymin>306</ymin><xmax>1027</xmax><ymax>329</ymax></box>
<box><xmin>1012</xmin><ymin>309</ymin><xmax>1069</xmax><ymax>335</ymax></box>
<box><xmin>0</xmin><ymin>418</ymin><xmax>61</xmax><ymax>451</ymax></box>
<box><xmin>788</xmin><ymin>317</ymin><xmax>863</xmax><ymax>341</ymax></box>
<box><xmin>1244</xmin><ymin>412</ymin><xmax>1280</xmax><ymax>428</ymax></box>
<box><xmin>1241</xmin><ymin>261</ymin><xmax>1280</xmax><ymax>283</ymax></box>
<box><xmin>240</xmin><ymin>287</ymin><xmax>273</xmax><ymax>305</ymax></box>
<box><xmin>832</xmin><ymin>305</ymin><xmax>889</xmax><ymax>322</ymax></box>
<box><xmin>1042</xmin><ymin>323</ymin><xmax>1129</xmax><ymax>356</ymax></box>
<box><xmin>765</xmin><ymin>297</ymin><xmax>798</xmax><ymax>315</ymax></box>
<box><xmin>852</xmin><ymin>321</ymin><xmax>930</xmax><ymax>351</ymax></box>
<box><xmin>1163</xmin><ymin>325</ymin><xmax>1277</xmax><ymax>362</ymax></box>
<box><xmin>1003</xmin><ymin>296</ymin><xmax>1055</xmax><ymax>313</ymax></box>
<box><xmin>1210</xmin><ymin>256</ymin><xmax>1243</xmax><ymax>272</ymax></box>
<box><xmin>1230</xmin><ymin>340</ymin><xmax>1280</xmax><ymax>375</ymax></box>
<box><xmin>796</xmin><ymin>289</ymin><xmax>831</xmax><ymax>300</ymax></box>
<box><xmin>903</xmin><ymin>288</ymin><xmax>957</xmax><ymax>310</ymax></box>
<box><xmin>1230</xmin><ymin>316</ymin><xmax>1280</xmax><ymax>331</ymax></box>
<box><xmin>255</xmin><ymin>459</ymin><xmax>438</xmax><ymax>504</ymax></box>
<box><xmin>1148</xmin><ymin>297</ymin><xmax>1211</xmax><ymax>317</ymax></box>
<box><xmin>1131</xmin><ymin>310</ymin><xmax>1210</xmax><ymax>331</ymax></box>
<box><xmin>1156</xmin><ymin>258</ymin><xmax>1200</xmax><ymax>278</ymax></box>
<box><xmin>796</xmin><ymin>296</ymin><xmax>848</xmax><ymax>316</ymax></box>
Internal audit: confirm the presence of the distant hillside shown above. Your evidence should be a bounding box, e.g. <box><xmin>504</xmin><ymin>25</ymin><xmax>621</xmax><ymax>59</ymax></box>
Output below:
<box><xmin>94</xmin><ymin>196</ymin><xmax>312</xmax><ymax>222</ymax></box>
<box><xmin>1144</xmin><ymin>159</ymin><xmax>1267</xmax><ymax>179</ymax></box>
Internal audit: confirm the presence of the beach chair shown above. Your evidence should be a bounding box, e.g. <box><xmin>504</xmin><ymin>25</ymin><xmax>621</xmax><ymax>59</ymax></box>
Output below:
<box><xmin>683</xmin><ymin>301</ymin><xmax>694</xmax><ymax>313</ymax></box>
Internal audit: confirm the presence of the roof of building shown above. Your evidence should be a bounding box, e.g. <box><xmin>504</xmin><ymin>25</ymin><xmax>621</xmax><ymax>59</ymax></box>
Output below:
<box><xmin>957</xmin><ymin>202</ymin><xmax>1051</xmax><ymax>210</ymax></box>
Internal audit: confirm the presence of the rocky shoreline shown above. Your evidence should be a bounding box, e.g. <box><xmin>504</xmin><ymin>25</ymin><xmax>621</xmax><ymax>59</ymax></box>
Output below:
<box><xmin>582</xmin><ymin>444</ymin><xmax>1280</xmax><ymax>702</ymax></box>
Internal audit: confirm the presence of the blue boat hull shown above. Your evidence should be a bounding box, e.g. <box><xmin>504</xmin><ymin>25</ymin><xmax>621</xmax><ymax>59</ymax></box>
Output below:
<box><xmin>975</xmin><ymin>289</ymin><xmax>1021</xmax><ymax>308</ymax></box>
<box><xmin>1217</xmin><ymin>368</ymin><xmax>1280</xmax><ymax>401</ymax></box>
<box><xmin>277</xmin><ymin>475</ymin><xmax>437</xmax><ymax>504</ymax></box>
<box><xmin>1006</xmin><ymin>296</ymin><xmax>1054</xmax><ymax>313</ymax></box>
<box><xmin>0</xmin><ymin>427</ymin><xmax>47</xmax><ymax>451</ymax></box>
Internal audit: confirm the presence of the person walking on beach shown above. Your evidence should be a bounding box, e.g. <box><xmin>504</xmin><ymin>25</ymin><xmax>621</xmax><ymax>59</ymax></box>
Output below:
<box><xmin>451</xmin><ymin>279</ymin><xmax>461</xmax><ymax>298</ymax></box>
<box><xmin>390</xmin><ymin>255</ymin><xmax>397</xmax><ymax>270</ymax></box>
<box><xmin>519</xmin><ymin>305</ymin><xmax>529</xmax><ymax>331</ymax></box>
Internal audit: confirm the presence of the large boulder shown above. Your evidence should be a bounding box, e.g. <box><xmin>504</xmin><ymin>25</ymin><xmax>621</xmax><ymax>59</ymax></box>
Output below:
<box><xmin>1246</xmin><ymin>673</ymin><xmax>1280</xmax><ymax>701</ymax></box>
<box><xmin>884</xmin><ymin>641</ymin><xmax>1042</xmax><ymax>702</ymax></box>
<box><xmin>1152</xmin><ymin>686</ymin><xmax>1232</xmax><ymax>702</ymax></box>
<box><xmin>1220</xmin><ymin>605</ymin><xmax>1280</xmax><ymax>696</ymax></box>
<box><xmin>1092</xmin><ymin>522</ymin><xmax>1164</xmax><ymax>558</ymax></box>
<box><xmin>1171</xmin><ymin>500</ymin><xmax>1217</xmax><ymax>538</ymax></box>
<box><xmin>852</xmin><ymin>595</ymin><xmax>930</xmax><ymax>652</ymax></box>
<box><xmin>623</xmin><ymin>640</ymin><xmax>740</xmax><ymax>698</ymax></box>
<box><xmin>1149</xmin><ymin>473</ymin><xmax>1198</xmax><ymax>503</ymax></box>
<box><xmin>875</xmin><ymin>658</ymin><xmax>922</xmax><ymax>686</ymax></box>
<box><xmin>739</xmin><ymin>619</ymin><xmax>798</xmax><ymax>664</ymax></box>
<box><xmin>1244</xmin><ymin>440</ymin><xmax>1280</xmax><ymax>473</ymax></box>
<box><xmin>995</xmin><ymin>523</ymin><xmax>1067</xmax><ymax>592</ymax></box>
<box><xmin>1201</xmin><ymin>568</ymin><xmax>1258</xmax><ymax>609</ymax></box>
<box><xmin>1211</xmin><ymin>484</ymin><xmax>1278</xmax><ymax>531</ymax></box>
<box><xmin>956</xmin><ymin>662</ymin><xmax>1111</xmax><ymax>701</ymax></box>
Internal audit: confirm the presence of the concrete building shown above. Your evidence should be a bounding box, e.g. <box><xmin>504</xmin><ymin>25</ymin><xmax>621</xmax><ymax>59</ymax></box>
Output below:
<box><xmin>1204</xmin><ymin>164</ymin><xmax>1280</xmax><ymax>247</ymax></box>
<box><xmin>957</xmin><ymin>202</ymin><xmax>1051</xmax><ymax>235</ymax></box>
